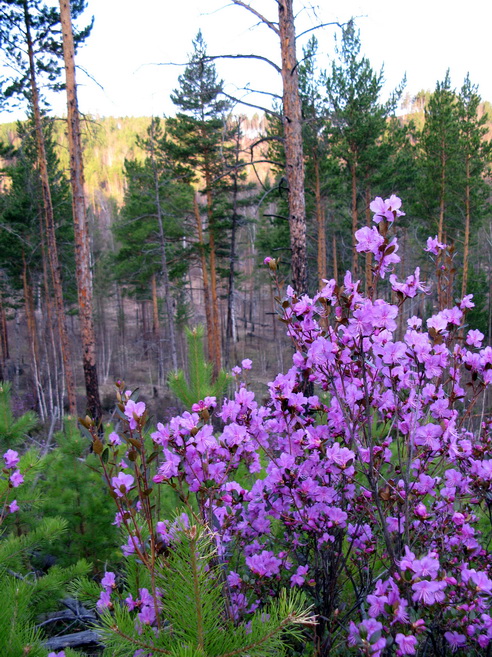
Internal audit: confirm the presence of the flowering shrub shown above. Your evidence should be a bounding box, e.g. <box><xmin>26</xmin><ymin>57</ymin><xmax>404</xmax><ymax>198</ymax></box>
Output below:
<box><xmin>90</xmin><ymin>196</ymin><xmax>492</xmax><ymax>656</ymax></box>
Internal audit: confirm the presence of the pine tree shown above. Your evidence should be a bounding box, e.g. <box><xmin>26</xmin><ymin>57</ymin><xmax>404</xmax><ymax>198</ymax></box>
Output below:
<box><xmin>58</xmin><ymin>0</ymin><xmax>102</xmax><ymax>422</ymax></box>
<box><xmin>326</xmin><ymin>20</ymin><xmax>403</xmax><ymax>279</ymax></box>
<box><xmin>115</xmin><ymin>118</ymin><xmax>193</xmax><ymax>380</ymax></box>
<box><xmin>165</xmin><ymin>30</ymin><xmax>232</xmax><ymax>376</ymax></box>
<box><xmin>457</xmin><ymin>75</ymin><xmax>492</xmax><ymax>297</ymax></box>
<box><xmin>95</xmin><ymin>513</ymin><xmax>313</xmax><ymax>657</ymax></box>
<box><xmin>0</xmin><ymin>0</ymin><xmax>92</xmax><ymax>416</ymax></box>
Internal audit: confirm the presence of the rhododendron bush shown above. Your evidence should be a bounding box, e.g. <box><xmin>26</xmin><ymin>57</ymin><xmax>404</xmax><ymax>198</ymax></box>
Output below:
<box><xmin>88</xmin><ymin>197</ymin><xmax>492</xmax><ymax>657</ymax></box>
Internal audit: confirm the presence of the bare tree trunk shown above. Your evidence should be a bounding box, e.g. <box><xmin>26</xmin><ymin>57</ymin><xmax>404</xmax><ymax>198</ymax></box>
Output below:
<box><xmin>148</xmin><ymin>124</ymin><xmax>179</xmax><ymax>372</ymax></box>
<box><xmin>0</xmin><ymin>288</ymin><xmax>9</xmax><ymax>378</ymax></box>
<box><xmin>462</xmin><ymin>155</ymin><xmax>471</xmax><ymax>297</ymax></box>
<box><xmin>194</xmin><ymin>194</ymin><xmax>214</xmax><ymax>361</ymax></box>
<box><xmin>22</xmin><ymin>255</ymin><xmax>45</xmax><ymax>419</ymax></box>
<box><xmin>332</xmin><ymin>232</ymin><xmax>338</xmax><ymax>282</ymax></box>
<box><xmin>24</xmin><ymin>1</ymin><xmax>77</xmax><ymax>415</ymax></box>
<box><xmin>315</xmin><ymin>154</ymin><xmax>327</xmax><ymax>289</ymax></box>
<box><xmin>437</xmin><ymin>147</ymin><xmax>446</xmax><ymax>309</ymax></box>
<box><xmin>278</xmin><ymin>0</ymin><xmax>307</xmax><ymax>293</ymax></box>
<box><xmin>231</xmin><ymin>1</ymin><xmax>307</xmax><ymax>293</ymax></box>
<box><xmin>365</xmin><ymin>187</ymin><xmax>373</xmax><ymax>297</ymax></box>
<box><xmin>59</xmin><ymin>0</ymin><xmax>102</xmax><ymax>422</ymax></box>
<box><xmin>205</xmin><ymin>182</ymin><xmax>222</xmax><ymax>376</ymax></box>
<box><xmin>225</xmin><ymin>120</ymin><xmax>241</xmax><ymax>367</ymax></box>
<box><xmin>351</xmin><ymin>164</ymin><xmax>358</xmax><ymax>277</ymax></box>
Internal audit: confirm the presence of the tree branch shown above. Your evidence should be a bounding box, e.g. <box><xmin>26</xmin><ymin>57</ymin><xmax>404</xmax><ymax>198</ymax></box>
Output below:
<box><xmin>296</xmin><ymin>21</ymin><xmax>344</xmax><ymax>40</ymax></box>
<box><xmin>229</xmin><ymin>0</ymin><xmax>280</xmax><ymax>36</ymax></box>
<box><xmin>220</xmin><ymin>91</ymin><xmax>281</xmax><ymax>119</ymax></box>
<box><xmin>206</xmin><ymin>53</ymin><xmax>281</xmax><ymax>74</ymax></box>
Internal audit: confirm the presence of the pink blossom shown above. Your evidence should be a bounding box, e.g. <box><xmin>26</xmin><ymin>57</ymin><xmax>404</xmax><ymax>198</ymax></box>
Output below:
<box><xmin>241</xmin><ymin>358</ymin><xmax>252</xmax><ymax>370</ymax></box>
<box><xmin>3</xmin><ymin>449</ymin><xmax>19</xmax><ymax>468</ymax></box>
<box><xmin>101</xmin><ymin>571</ymin><xmax>116</xmax><ymax>590</ymax></box>
<box><xmin>111</xmin><ymin>471</ymin><xmax>134</xmax><ymax>497</ymax></box>
<box><xmin>124</xmin><ymin>399</ymin><xmax>146</xmax><ymax>430</ymax></box>
<box><xmin>395</xmin><ymin>633</ymin><xmax>418</xmax><ymax>655</ymax></box>
<box><xmin>10</xmin><ymin>470</ymin><xmax>23</xmax><ymax>488</ymax></box>
<box><xmin>108</xmin><ymin>431</ymin><xmax>121</xmax><ymax>445</ymax></box>
<box><xmin>355</xmin><ymin>226</ymin><xmax>384</xmax><ymax>255</ymax></box>
<box><xmin>444</xmin><ymin>631</ymin><xmax>466</xmax><ymax>651</ymax></box>
<box><xmin>370</xmin><ymin>194</ymin><xmax>404</xmax><ymax>223</ymax></box>
<box><xmin>8</xmin><ymin>500</ymin><xmax>19</xmax><ymax>513</ymax></box>
<box><xmin>411</xmin><ymin>579</ymin><xmax>447</xmax><ymax>605</ymax></box>
<box><xmin>246</xmin><ymin>550</ymin><xmax>282</xmax><ymax>577</ymax></box>
<box><xmin>425</xmin><ymin>235</ymin><xmax>447</xmax><ymax>255</ymax></box>
<box><xmin>96</xmin><ymin>590</ymin><xmax>112</xmax><ymax>611</ymax></box>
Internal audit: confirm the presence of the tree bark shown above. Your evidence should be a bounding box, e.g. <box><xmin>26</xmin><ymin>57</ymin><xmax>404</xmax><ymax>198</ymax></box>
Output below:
<box><xmin>194</xmin><ymin>194</ymin><xmax>214</xmax><ymax>363</ymax></box>
<box><xmin>351</xmin><ymin>163</ymin><xmax>358</xmax><ymax>277</ymax></box>
<box><xmin>461</xmin><ymin>155</ymin><xmax>471</xmax><ymax>298</ymax></box>
<box><xmin>24</xmin><ymin>1</ymin><xmax>77</xmax><ymax>416</ymax></box>
<box><xmin>59</xmin><ymin>0</ymin><xmax>102</xmax><ymax>422</ymax></box>
<box><xmin>225</xmin><ymin>120</ymin><xmax>241</xmax><ymax>367</ymax></box>
<box><xmin>278</xmin><ymin>0</ymin><xmax>308</xmax><ymax>294</ymax></box>
<box><xmin>314</xmin><ymin>153</ymin><xmax>327</xmax><ymax>288</ymax></box>
<box><xmin>148</xmin><ymin>124</ymin><xmax>179</xmax><ymax>372</ymax></box>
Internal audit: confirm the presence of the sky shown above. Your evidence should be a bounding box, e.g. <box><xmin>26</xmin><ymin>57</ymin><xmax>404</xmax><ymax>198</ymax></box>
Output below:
<box><xmin>1</xmin><ymin>0</ymin><xmax>492</xmax><ymax>122</ymax></box>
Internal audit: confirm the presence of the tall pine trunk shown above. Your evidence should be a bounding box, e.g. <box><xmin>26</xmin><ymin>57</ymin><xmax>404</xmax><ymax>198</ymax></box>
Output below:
<box><xmin>59</xmin><ymin>0</ymin><xmax>102</xmax><ymax>422</ymax></box>
<box><xmin>314</xmin><ymin>154</ymin><xmax>327</xmax><ymax>288</ymax></box>
<box><xmin>462</xmin><ymin>155</ymin><xmax>471</xmax><ymax>297</ymax></box>
<box><xmin>148</xmin><ymin>125</ymin><xmax>179</xmax><ymax>372</ymax></box>
<box><xmin>278</xmin><ymin>0</ymin><xmax>307</xmax><ymax>294</ymax></box>
<box><xmin>194</xmin><ymin>194</ymin><xmax>214</xmax><ymax>363</ymax></box>
<box><xmin>24</xmin><ymin>1</ymin><xmax>77</xmax><ymax>415</ymax></box>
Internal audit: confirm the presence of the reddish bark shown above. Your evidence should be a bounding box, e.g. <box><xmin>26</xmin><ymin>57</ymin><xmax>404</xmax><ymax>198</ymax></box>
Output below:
<box><xmin>59</xmin><ymin>0</ymin><xmax>102</xmax><ymax>422</ymax></box>
<box><xmin>24</xmin><ymin>1</ymin><xmax>77</xmax><ymax>415</ymax></box>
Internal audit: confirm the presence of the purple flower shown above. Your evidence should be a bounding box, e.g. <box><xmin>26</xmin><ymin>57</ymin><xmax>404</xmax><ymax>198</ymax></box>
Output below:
<box><xmin>355</xmin><ymin>226</ymin><xmax>384</xmax><ymax>255</ymax></box>
<box><xmin>411</xmin><ymin>579</ymin><xmax>447</xmax><ymax>605</ymax></box>
<box><xmin>8</xmin><ymin>500</ymin><xmax>19</xmax><ymax>514</ymax></box>
<box><xmin>370</xmin><ymin>194</ymin><xmax>404</xmax><ymax>223</ymax></box>
<box><xmin>395</xmin><ymin>633</ymin><xmax>418</xmax><ymax>655</ymax></box>
<box><xmin>425</xmin><ymin>235</ymin><xmax>447</xmax><ymax>255</ymax></box>
<box><xmin>124</xmin><ymin>399</ymin><xmax>146</xmax><ymax>430</ymax></box>
<box><xmin>444</xmin><ymin>631</ymin><xmax>466</xmax><ymax>651</ymax></box>
<box><xmin>96</xmin><ymin>590</ymin><xmax>112</xmax><ymax>611</ymax></box>
<box><xmin>290</xmin><ymin>565</ymin><xmax>309</xmax><ymax>587</ymax></box>
<box><xmin>48</xmin><ymin>652</ymin><xmax>66</xmax><ymax>657</ymax></box>
<box><xmin>111</xmin><ymin>471</ymin><xmax>134</xmax><ymax>497</ymax></box>
<box><xmin>108</xmin><ymin>431</ymin><xmax>122</xmax><ymax>445</ymax></box>
<box><xmin>10</xmin><ymin>470</ymin><xmax>23</xmax><ymax>488</ymax></box>
<box><xmin>101</xmin><ymin>571</ymin><xmax>116</xmax><ymax>590</ymax></box>
<box><xmin>246</xmin><ymin>550</ymin><xmax>282</xmax><ymax>577</ymax></box>
<box><xmin>3</xmin><ymin>449</ymin><xmax>19</xmax><ymax>468</ymax></box>
<box><xmin>241</xmin><ymin>358</ymin><xmax>252</xmax><ymax>370</ymax></box>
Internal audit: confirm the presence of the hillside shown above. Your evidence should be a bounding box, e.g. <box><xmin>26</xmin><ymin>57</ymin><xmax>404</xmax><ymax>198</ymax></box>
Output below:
<box><xmin>0</xmin><ymin>113</ymin><xmax>270</xmax><ymax>217</ymax></box>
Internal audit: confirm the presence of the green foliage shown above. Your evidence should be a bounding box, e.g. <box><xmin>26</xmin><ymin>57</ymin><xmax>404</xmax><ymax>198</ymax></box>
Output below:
<box><xmin>0</xmin><ymin>515</ymin><xmax>91</xmax><ymax>655</ymax></box>
<box><xmin>168</xmin><ymin>326</ymin><xmax>228</xmax><ymax>407</ymax></box>
<box><xmin>33</xmin><ymin>420</ymin><xmax>120</xmax><ymax>570</ymax></box>
<box><xmin>114</xmin><ymin>117</ymin><xmax>193</xmax><ymax>298</ymax></box>
<box><xmin>0</xmin><ymin>381</ymin><xmax>37</xmax><ymax>448</ymax></box>
<box><xmin>97</xmin><ymin>514</ymin><xmax>313</xmax><ymax>657</ymax></box>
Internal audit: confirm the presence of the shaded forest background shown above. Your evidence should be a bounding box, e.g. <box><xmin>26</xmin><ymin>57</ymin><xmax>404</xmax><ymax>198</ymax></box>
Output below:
<box><xmin>1</xmin><ymin>23</ymin><xmax>492</xmax><ymax>426</ymax></box>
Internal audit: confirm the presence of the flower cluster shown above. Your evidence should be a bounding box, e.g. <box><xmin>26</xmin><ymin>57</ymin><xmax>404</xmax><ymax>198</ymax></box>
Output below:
<box><xmin>96</xmin><ymin>197</ymin><xmax>492</xmax><ymax>655</ymax></box>
<box><xmin>1</xmin><ymin>449</ymin><xmax>22</xmax><ymax>522</ymax></box>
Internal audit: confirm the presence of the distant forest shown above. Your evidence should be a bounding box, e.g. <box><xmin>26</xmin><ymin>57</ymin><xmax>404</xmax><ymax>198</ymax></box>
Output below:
<box><xmin>1</xmin><ymin>22</ymin><xmax>491</xmax><ymax>423</ymax></box>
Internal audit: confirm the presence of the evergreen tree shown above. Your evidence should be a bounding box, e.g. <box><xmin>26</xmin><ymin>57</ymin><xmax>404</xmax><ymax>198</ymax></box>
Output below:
<box><xmin>0</xmin><ymin>0</ymin><xmax>92</xmax><ymax>416</ymax></box>
<box><xmin>114</xmin><ymin>117</ymin><xmax>193</xmax><ymax>379</ymax></box>
<box><xmin>325</xmin><ymin>19</ymin><xmax>403</xmax><ymax>279</ymax></box>
<box><xmin>0</xmin><ymin>115</ymin><xmax>75</xmax><ymax>419</ymax></box>
<box><xmin>457</xmin><ymin>75</ymin><xmax>492</xmax><ymax>296</ymax></box>
<box><xmin>165</xmin><ymin>30</ymin><xmax>232</xmax><ymax>376</ymax></box>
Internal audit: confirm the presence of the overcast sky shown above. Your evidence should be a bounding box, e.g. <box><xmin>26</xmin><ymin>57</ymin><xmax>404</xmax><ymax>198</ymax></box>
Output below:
<box><xmin>1</xmin><ymin>0</ymin><xmax>491</xmax><ymax>122</ymax></box>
